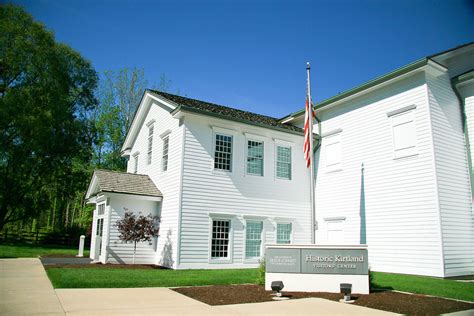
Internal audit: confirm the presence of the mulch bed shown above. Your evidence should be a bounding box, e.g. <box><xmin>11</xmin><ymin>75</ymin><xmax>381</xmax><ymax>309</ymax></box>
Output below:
<box><xmin>173</xmin><ymin>284</ymin><xmax>474</xmax><ymax>315</ymax></box>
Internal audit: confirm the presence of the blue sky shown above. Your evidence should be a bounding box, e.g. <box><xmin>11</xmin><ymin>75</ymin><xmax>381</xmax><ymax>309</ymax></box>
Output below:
<box><xmin>10</xmin><ymin>0</ymin><xmax>474</xmax><ymax>118</ymax></box>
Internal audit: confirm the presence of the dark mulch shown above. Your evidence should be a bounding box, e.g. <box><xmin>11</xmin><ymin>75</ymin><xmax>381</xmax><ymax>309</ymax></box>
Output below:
<box><xmin>173</xmin><ymin>284</ymin><xmax>474</xmax><ymax>316</ymax></box>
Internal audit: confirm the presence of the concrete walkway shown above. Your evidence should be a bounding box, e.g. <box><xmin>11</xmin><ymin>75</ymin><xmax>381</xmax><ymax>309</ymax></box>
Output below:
<box><xmin>1</xmin><ymin>258</ymin><xmax>397</xmax><ymax>315</ymax></box>
<box><xmin>0</xmin><ymin>258</ymin><xmax>64</xmax><ymax>315</ymax></box>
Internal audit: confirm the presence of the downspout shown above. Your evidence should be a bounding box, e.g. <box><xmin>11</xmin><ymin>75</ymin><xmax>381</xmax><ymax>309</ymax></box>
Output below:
<box><xmin>313</xmin><ymin>109</ymin><xmax>322</xmax><ymax>231</ymax></box>
<box><xmin>313</xmin><ymin>110</ymin><xmax>322</xmax><ymax>151</ymax></box>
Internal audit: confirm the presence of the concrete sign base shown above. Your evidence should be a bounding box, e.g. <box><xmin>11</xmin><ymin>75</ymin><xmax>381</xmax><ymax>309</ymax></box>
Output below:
<box><xmin>265</xmin><ymin>244</ymin><xmax>369</xmax><ymax>294</ymax></box>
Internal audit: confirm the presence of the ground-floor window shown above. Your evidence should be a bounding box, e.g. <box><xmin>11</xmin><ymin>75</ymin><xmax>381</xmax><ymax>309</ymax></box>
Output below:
<box><xmin>245</xmin><ymin>221</ymin><xmax>263</xmax><ymax>258</ymax></box>
<box><xmin>276</xmin><ymin>223</ymin><xmax>292</xmax><ymax>244</ymax></box>
<box><xmin>211</xmin><ymin>220</ymin><xmax>230</xmax><ymax>259</ymax></box>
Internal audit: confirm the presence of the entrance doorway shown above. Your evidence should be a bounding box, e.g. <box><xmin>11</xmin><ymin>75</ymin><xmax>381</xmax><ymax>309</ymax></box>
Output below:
<box><xmin>94</xmin><ymin>203</ymin><xmax>106</xmax><ymax>261</ymax></box>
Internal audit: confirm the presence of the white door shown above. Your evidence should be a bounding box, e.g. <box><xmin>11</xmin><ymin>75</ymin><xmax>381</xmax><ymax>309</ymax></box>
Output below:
<box><xmin>94</xmin><ymin>217</ymin><xmax>104</xmax><ymax>261</ymax></box>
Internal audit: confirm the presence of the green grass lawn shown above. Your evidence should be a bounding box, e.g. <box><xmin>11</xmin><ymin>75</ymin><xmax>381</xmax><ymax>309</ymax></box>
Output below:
<box><xmin>0</xmin><ymin>244</ymin><xmax>89</xmax><ymax>258</ymax></box>
<box><xmin>45</xmin><ymin>267</ymin><xmax>473</xmax><ymax>302</ymax></box>
<box><xmin>372</xmin><ymin>271</ymin><xmax>474</xmax><ymax>302</ymax></box>
<box><xmin>46</xmin><ymin>267</ymin><xmax>258</xmax><ymax>288</ymax></box>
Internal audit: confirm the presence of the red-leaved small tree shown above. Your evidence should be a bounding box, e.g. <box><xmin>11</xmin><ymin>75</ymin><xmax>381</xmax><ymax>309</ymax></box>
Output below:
<box><xmin>115</xmin><ymin>209</ymin><xmax>161</xmax><ymax>264</ymax></box>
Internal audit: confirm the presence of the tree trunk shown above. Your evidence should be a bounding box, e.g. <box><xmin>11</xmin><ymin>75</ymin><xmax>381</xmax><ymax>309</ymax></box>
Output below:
<box><xmin>133</xmin><ymin>241</ymin><xmax>136</xmax><ymax>264</ymax></box>
<box><xmin>65</xmin><ymin>200</ymin><xmax>70</xmax><ymax>228</ymax></box>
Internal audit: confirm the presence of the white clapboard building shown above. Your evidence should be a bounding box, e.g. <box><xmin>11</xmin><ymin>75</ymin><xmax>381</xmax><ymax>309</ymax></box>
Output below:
<box><xmin>86</xmin><ymin>42</ymin><xmax>474</xmax><ymax>277</ymax></box>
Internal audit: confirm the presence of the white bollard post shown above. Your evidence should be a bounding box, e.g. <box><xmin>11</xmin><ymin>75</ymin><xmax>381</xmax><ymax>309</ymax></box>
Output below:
<box><xmin>77</xmin><ymin>235</ymin><xmax>85</xmax><ymax>257</ymax></box>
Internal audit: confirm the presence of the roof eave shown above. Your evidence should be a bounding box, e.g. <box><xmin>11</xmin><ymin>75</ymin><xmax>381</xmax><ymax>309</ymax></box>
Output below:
<box><xmin>452</xmin><ymin>70</ymin><xmax>474</xmax><ymax>88</ymax></box>
<box><xmin>101</xmin><ymin>190</ymin><xmax>163</xmax><ymax>201</ymax></box>
<box><xmin>85</xmin><ymin>171</ymin><xmax>99</xmax><ymax>200</ymax></box>
<box><xmin>171</xmin><ymin>105</ymin><xmax>320</xmax><ymax>140</ymax></box>
<box><xmin>121</xmin><ymin>90</ymin><xmax>179</xmax><ymax>155</ymax></box>
<box><xmin>280</xmin><ymin>58</ymin><xmax>430</xmax><ymax>122</ymax></box>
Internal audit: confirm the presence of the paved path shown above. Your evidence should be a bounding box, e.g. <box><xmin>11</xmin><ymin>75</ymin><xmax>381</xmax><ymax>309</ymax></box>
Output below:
<box><xmin>0</xmin><ymin>258</ymin><xmax>64</xmax><ymax>315</ymax></box>
<box><xmin>1</xmin><ymin>258</ymin><xmax>397</xmax><ymax>315</ymax></box>
<box><xmin>40</xmin><ymin>257</ymin><xmax>92</xmax><ymax>266</ymax></box>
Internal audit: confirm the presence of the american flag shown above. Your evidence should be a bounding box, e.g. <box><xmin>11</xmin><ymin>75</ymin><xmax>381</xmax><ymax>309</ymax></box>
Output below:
<box><xmin>303</xmin><ymin>98</ymin><xmax>315</xmax><ymax>168</ymax></box>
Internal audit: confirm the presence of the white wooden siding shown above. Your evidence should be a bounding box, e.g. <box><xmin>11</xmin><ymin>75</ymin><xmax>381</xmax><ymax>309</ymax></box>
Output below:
<box><xmin>125</xmin><ymin>100</ymin><xmax>183</xmax><ymax>268</ymax></box>
<box><xmin>89</xmin><ymin>207</ymin><xmax>98</xmax><ymax>260</ymax></box>
<box><xmin>426</xmin><ymin>72</ymin><xmax>474</xmax><ymax>277</ymax></box>
<box><xmin>106</xmin><ymin>196</ymin><xmax>159</xmax><ymax>264</ymax></box>
<box><xmin>311</xmin><ymin>72</ymin><xmax>445</xmax><ymax>277</ymax></box>
<box><xmin>178</xmin><ymin>113</ymin><xmax>312</xmax><ymax>269</ymax></box>
<box><xmin>458</xmin><ymin>82</ymin><xmax>474</xmax><ymax>191</ymax></box>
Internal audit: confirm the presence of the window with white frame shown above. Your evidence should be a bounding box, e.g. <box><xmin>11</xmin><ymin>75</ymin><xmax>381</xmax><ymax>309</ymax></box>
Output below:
<box><xmin>211</xmin><ymin>219</ymin><xmax>230</xmax><ymax>259</ymax></box>
<box><xmin>162</xmin><ymin>135</ymin><xmax>169</xmax><ymax>172</ymax></box>
<box><xmin>276</xmin><ymin>146</ymin><xmax>291</xmax><ymax>179</ymax></box>
<box><xmin>214</xmin><ymin>134</ymin><xmax>233</xmax><ymax>171</ymax></box>
<box><xmin>133</xmin><ymin>154</ymin><xmax>139</xmax><ymax>174</ymax></box>
<box><xmin>98</xmin><ymin>203</ymin><xmax>105</xmax><ymax>215</ymax></box>
<box><xmin>324</xmin><ymin>132</ymin><xmax>341</xmax><ymax>171</ymax></box>
<box><xmin>391</xmin><ymin>110</ymin><xmax>417</xmax><ymax>159</ymax></box>
<box><xmin>276</xmin><ymin>223</ymin><xmax>292</xmax><ymax>244</ymax></box>
<box><xmin>247</xmin><ymin>140</ymin><xmax>264</xmax><ymax>176</ymax></box>
<box><xmin>147</xmin><ymin>125</ymin><xmax>154</xmax><ymax>165</ymax></box>
<box><xmin>245</xmin><ymin>221</ymin><xmax>263</xmax><ymax>258</ymax></box>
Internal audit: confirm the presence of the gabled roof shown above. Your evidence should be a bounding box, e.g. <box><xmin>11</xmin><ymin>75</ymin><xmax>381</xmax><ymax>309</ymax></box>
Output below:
<box><xmin>86</xmin><ymin>170</ymin><xmax>162</xmax><ymax>200</ymax></box>
<box><xmin>121</xmin><ymin>89</ymin><xmax>312</xmax><ymax>156</ymax></box>
<box><xmin>280</xmin><ymin>41</ymin><xmax>474</xmax><ymax>123</ymax></box>
<box><xmin>148</xmin><ymin>89</ymin><xmax>303</xmax><ymax>133</ymax></box>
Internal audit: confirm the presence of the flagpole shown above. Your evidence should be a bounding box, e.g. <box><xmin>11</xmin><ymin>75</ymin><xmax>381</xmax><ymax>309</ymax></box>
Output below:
<box><xmin>307</xmin><ymin>62</ymin><xmax>316</xmax><ymax>244</ymax></box>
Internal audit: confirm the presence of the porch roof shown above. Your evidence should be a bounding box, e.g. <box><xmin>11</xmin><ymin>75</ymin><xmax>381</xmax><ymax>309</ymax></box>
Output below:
<box><xmin>86</xmin><ymin>170</ymin><xmax>162</xmax><ymax>201</ymax></box>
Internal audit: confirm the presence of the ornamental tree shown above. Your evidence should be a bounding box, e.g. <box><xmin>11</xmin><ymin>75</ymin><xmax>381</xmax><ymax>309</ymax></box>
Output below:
<box><xmin>115</xmin><ymin>209</ymin><xmax>160</xmax><ymax>264</ymax></box>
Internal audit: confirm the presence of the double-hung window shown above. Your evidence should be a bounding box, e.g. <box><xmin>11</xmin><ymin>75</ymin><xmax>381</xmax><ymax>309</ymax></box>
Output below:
<box><xmin>133</xmin><ymin>154</ymin><xmax>139</xmax><ymax>174</ymax></box>
<box><xmin>147</xmin><ymin>125</ymin><xmax>154</xmax><ymax>165</ymax></box>
<box><xmin>276</xmin><ymin>146</ymin><xmax>291</xmax><ymax>179</ymax></box>
<box><xmin>211</xmin><ymin>219</ymin><xmax>230</xmax><ymax>259</ymax></box>
<box><xmin>214</xmin><ymin>134</ymin><xmax>233</xmax><ymax>171</ymax></box>
<box><xmin>247</xmin><ymin>140</ymin><xmax>264</xmax><ymax>176</ymax></box>
<box><xmin>162</xmin><ymin>136</ymin><xmax>169</xmax><ymax>172</ymax></box>
<box><xmin>390</xmin><ymin>108</ymin><xmax>417</xmax><ymax>159</ymax></box>
<box><xmin>245</xmin><ymin>221</ymin><xmax>263</xmax><ymax>258</ymax></box>
<box><xmin>276</xmin><ymin>223</ymin><xmax>292</xmax><ymax>244</ymax></box>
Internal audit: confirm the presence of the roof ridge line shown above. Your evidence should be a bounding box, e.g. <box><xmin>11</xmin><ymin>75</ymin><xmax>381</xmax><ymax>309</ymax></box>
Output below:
<box><xmin>148</xmin><ymin>89</ymin><xmax>281</xmax><ymax>121</ymax></box>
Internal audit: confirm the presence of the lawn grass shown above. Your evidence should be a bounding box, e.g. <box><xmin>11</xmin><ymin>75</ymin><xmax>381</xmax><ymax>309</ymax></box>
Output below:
<box><xmin>46</xmin><ymin>267</ymin><xmax>259</xmax><ymax>288</ymax></box>
<box><xmin>42</xmin><ymin>263</ymin><xmax>474</xmax><ymax>302</ymax></box>
<box><xmin>372</xmin><ymin>271</ymin><xmax>474</xmax><ymax>302</ymax></box>
<box><xmin>0</xmin><ymin>243</ymin><xmax>89</xmax><ymax>258</ymax></box>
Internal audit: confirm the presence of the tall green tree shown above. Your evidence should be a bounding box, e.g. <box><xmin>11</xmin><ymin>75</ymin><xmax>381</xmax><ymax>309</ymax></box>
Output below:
<box><xmin>94</xmin><ymin>69</ymin><xmax>172</xmax><ymax>171</ymax></box>
<box><xmin>0</xmin><ymin>5</ymin><xmax>98</xmax><ymax>230</ymax></box>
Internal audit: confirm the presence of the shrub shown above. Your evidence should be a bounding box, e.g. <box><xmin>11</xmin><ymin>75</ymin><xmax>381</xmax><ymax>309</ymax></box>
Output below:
<box><xmin>369</xmin><ymin>267</ymin><xmax>375</xmax><ymax>292</ymax></box>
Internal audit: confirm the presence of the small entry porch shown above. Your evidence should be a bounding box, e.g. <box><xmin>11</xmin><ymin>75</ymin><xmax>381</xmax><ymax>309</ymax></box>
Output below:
<box><xmin>85</xmin><ymin>170</ymin><xmax>163</xmax><ymax>264</ymax></box>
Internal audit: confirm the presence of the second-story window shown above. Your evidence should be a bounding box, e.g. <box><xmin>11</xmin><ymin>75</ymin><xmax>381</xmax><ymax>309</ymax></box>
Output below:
<box><xmin>147</xmin><ymin>125</ymin><xmax>154</xmax><ymax>165</ymax></box>
<box><xmin>247</xmin><ymin>140</ymin><xmax>264</xmax><ymax>176</ymax></box>
<box><xmin>133</xmin><ymin>154</ymin><xmax>139</xmax><ymax>174</ymax></box>
<box><xmin>162</xmin><ymin>136</ymin><xmax>169</xmax><ymax>172</ymax></box>
<box><xmin>276</xmin><ymin>145</ymin><xmax>291</xmax><ymax>180</ymax></box>
<box><xmin>214</xmin><ymin>134</ymin><xmax>232</xmax><ymax>171</ymax></box>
